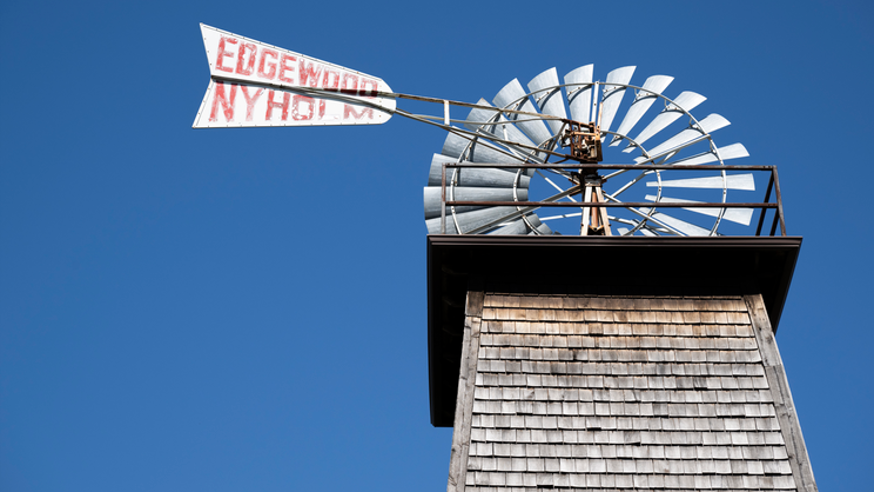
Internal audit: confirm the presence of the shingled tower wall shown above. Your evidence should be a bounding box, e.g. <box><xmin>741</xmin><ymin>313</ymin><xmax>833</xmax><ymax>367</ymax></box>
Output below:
<box><xmin>445</xmin><ymin>291</ymin><xmax>817</xmax><ymax>492</ymax></box>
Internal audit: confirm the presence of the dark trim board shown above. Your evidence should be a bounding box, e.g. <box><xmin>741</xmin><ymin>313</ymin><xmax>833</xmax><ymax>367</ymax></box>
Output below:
<box><xmin>427</xmin><ymin>235</ymin><xmax>802</xmax><ymax>427</ymax></box>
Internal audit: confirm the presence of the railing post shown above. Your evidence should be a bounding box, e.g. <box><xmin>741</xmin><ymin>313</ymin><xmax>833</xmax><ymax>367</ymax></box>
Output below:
<box><xmin>771</xmin><ymin>166</ymin><xmax>787</xmax><ymax>236</ymax></box>
<box><xmin>755</xmin><ymin>170</ymin><xmax>775</xmax><ymax>236</ymax></box>
<box><xmin>441</xmin><ymin>163</ymin><xmax>447</xmax><ymax>234</ymax></box>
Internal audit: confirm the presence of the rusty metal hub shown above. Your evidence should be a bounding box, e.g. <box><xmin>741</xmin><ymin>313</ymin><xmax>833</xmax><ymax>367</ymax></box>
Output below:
<box><xmin>561</xmin><ymin>120</ymin><xmax>603</xmax><ymax>163</ymax></box>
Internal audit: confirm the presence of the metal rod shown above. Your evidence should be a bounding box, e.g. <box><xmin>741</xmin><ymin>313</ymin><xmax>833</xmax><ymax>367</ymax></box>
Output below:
<box><xmin>442</xmin><ymin>163</ymin><xmax>777</xmax><ymax>171</ymax></box>
<box><xmin>446</xmin><ymin>201</ymin><xmax>777</xmax><ymax>208</ymax></box>
<box><xmin>536</xmin><ymin>170</ymin><xmax>577</xmax><ymax>202</ymax></box>
<box><xmin>430</xmin><ymin>79</ymin><xmax>704</xmax><ymax>136</ymax></box>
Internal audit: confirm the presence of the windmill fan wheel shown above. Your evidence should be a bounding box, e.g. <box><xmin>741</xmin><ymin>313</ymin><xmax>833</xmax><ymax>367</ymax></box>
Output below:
<box><xmin>423</xmin><ymin>65</ymin><xmax>755</xmax><ymax>236</ymax></box>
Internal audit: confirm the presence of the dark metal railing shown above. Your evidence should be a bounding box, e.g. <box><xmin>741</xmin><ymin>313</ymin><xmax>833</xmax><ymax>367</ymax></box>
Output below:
<box><xmin>439</xmin><ymin>163</ymin><xmax>786</xmax><ymax>236</ymax></box>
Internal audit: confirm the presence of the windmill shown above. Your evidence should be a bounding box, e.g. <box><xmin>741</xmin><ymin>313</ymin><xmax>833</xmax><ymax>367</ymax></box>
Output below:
<box><xmin>194</xmin><ymin>25</ymin><xmax>817</xmax><ymax>492</ymax></box>
<box><xmin>423</xmin><ymin>66</ymin><xmax>756</xmax><ymax>238</ymax></box>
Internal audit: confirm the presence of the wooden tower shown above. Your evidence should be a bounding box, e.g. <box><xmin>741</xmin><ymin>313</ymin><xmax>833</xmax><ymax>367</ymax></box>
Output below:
<box><xmin>428</xmin><ymin>236</ymin><xmax>817</xmax><ymax>491</ymax></box>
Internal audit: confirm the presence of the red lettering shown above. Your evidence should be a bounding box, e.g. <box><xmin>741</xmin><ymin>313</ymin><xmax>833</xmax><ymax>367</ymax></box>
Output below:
<box><xmin>278</xmin><ymin>54</ymin><xmax>296</xmax><ymax>83</ymax></box>
<box><xmin>321</xmin><ymin>69</ymin><xmax>340</xmax><ymax>92</ymax></box>
<box><xmin>266</xmin><ymin>90</ymin><xmax>290</xmax><ymax>121</ymax></box>
<box><xmin>210</xmin><ymin>82</ymin><xmax>238</xmax><ymax>121</ymax></box>
<box><xmin>358</xmin><ymin>78</ymin><xmax>379</xmax><ymax>97</ymax></box>
<box><xmin>240</xmin><ymin>86</ymin><xmax>264</xmax><ymax>121</ymax></box>
<box><xmin>340</xmin><ymin>73</ymin><xmax>358</xmax><ymax>95</ymax></box>
<box><xmin>292</xmin><ymin>95</ymin><xmax>315</xmax><ymax>121</ymax></box>
<box><xmin>215</xmin><ymin>37</ymin><xmax>237</xmax><ymax>73</ymax></box>
<box><xmin>235</xmin><ymin>42</ymin><xmax>257</xmax><ymax>76</ymax></box>
<box><xmin>258</xmin><ymin>49</ymin><xmax>278</xmax><ymax>80</ymax></box>
<box><xmin>343</xmin><ymin>103</ymin><xmax>373</xmax><ymax>120</ymax></box>
<box><xmin>299</xmin><ymin>60</ymin><xmax>323</xmax><ymax>87</ymax></box>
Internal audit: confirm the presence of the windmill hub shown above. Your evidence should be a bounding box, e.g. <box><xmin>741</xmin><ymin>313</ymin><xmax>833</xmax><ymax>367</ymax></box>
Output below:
<box><xmin>561</xmin><ymin>119</ymin><xmax>603</xmax><ymax>163</ymax></box>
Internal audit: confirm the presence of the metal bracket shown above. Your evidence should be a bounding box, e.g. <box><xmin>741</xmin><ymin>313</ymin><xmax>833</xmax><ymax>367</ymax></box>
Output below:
<box><xmin>561</xmin><ymin>120</ymin><xmax>603</xmax><ymax>163</ymax></box>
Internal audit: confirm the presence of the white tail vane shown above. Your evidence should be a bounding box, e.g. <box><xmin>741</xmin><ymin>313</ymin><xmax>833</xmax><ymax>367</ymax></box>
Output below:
<box><xmin>193</xmin><ymin>24</ymin><xmax>395</xmax><ymax>128</ymax></box>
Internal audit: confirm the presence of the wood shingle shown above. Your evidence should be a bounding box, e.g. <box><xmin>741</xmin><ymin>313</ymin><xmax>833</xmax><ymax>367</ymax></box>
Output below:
<box><xmin>447</xmin><ymin>293</ymin><xmax>816</xmax><ymax>492</ymax></box>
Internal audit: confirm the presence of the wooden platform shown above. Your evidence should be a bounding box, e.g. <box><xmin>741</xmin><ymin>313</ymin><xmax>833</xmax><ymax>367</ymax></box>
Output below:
<box><xmin>427</xmin><ymin>235</ymin><xmax>802</xmax><ymax>427</ymax></box>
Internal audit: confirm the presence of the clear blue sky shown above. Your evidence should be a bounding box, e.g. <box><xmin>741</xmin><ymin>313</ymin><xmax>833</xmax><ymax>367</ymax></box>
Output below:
<box><xmin>1</xmin><ymin>1</ymin><xmax>871</xmax><ymax>490</ymax></box>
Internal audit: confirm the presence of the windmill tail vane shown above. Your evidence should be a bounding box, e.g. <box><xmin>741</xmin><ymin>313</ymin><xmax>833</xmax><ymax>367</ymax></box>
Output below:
<box><xmin>195</xmin><ymin>24</ymin><xmax>571</xmax><ymax>133</ymax></box>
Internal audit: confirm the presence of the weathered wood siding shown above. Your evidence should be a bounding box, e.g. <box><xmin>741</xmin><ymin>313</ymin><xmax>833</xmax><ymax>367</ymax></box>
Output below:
<box><xmin>447</xmin><ymin>293</ymin><xmax>816</xmax><ymax>492</ymax></box>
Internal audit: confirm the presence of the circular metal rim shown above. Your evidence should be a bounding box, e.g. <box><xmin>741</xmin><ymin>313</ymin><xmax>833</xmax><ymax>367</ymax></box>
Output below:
<box><xmin>443</xmin><ymin>78</ymin><xmax>730</xmax><ymax>237</ymax></box>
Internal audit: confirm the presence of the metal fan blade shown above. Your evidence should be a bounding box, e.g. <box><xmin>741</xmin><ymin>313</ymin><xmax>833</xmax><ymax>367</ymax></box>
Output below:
<box><xmin>643</xmin><ymin>114</ymin><xmax>730</xmax><ymax>158</ymax></box>
<box><xmin>624</xmin><ymin>91</ymin><xmax>707</xmax><ymax>153</ymax></box>
<box><xmin>493</xmin><ymin>79</ymin><xmax>553</xmax><ymax>146</ymax></box>
<box><xmin>639</xmin><ymin>209</ymin><xmax>712</xmax><ymax>236</ymax></box>
<box><xmin>645</xmin><ymin>194</ymin><xmax>753</xmax><ymax>225</ymax></box>
<box><xmin>666</xmin><ymin>143</ymin><xmax>749</xmax><ymax>166</ymax></box>
<box><xmin>462</xmin><ymin>98</ymin><xmax>500</xmax><ymax>133</ymax></box>
<box><xmin>489</xmin><ymin>214</ymin><xmax>550</xmax><ymax>235</ymax></box>
<box><xmin>464</xmin><ymin>98</ymin><xmax>539</xmax><ymax>160</ymax></box>
<box><xmin>441</xmin><ymin>131</ymin><xmax>523</xmax><ymax>164</ymax></box>
<box><xmin>598</xmin><ymin>66</ymin><xmax>635</xmax><ymax>134</ymax></box>
<box><xmin>425</xmin><ymin>206</ymin><xmax>523</xmax><ymax>235</ymax></box>
<box><xmin>527</xmin><ymin>68</ymin><xmax>567</xmax><ymax>136</ymax></box>
<box><xmin>564</xmin><ymin>64</ymin><xmax>594</xmax><ymax>124</ymax></box>
<box><xmin>610</xmin><ymin>75</ymin><xmax>674</xmax><ymax>146</ymax></box>
<box><xmin>428</xmin><ymin>154</ymin><xmax>531</xmax><ymax>188</ymax></box>
<box><xmin>613</xmin><ymin>217</ymin><xmax>664</xmax><ymax>236</ymax></box>
<box><xmin>616</xmin><ymin>226</ymin><xmax>657</xmax><ymax>236</ymax></box>
<box><xmin>639</xmin><ymin>227</ymin><xmax>658</xmax><ymax>236</ymax></box>
<box><xmin>645</xmin><ymin>173</ymin><xmax>756</xmax><ymax>191</ymax></box>
<box><xmin>424</xmin><ymin>187</ymin><xmax>528</xmax><ymax>219</ymax></box>
<box><xmin>527</xmin><ymin>222</ymin><xmax>553</xmax><ymax>235</ymax></box>
<box><xmin>488</xmin><ymin>217</ymin><xmax>530</xmax><ymax>235</ymax></box>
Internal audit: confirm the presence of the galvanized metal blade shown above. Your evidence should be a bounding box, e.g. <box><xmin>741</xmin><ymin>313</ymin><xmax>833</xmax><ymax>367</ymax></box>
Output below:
<box><xmin>464</xmin><ymin>98</ymin><xmax>540</xmax><ymax>160</ymax></box>
<box><xmin>425</xmin><ymin>206</ymin><xmax>526</xmax><ymax>235</ymax></box>
<box><xmin>645</xmin><ymin>173</ymin><xmax>756</xmax><ymax>191</ymax></box>
<box><xmin>615</xmin><ymin>225</ymin><xmax>658</xmax><ymax>236</ymax></box>
<box><xmin>564</xmin><ymin>65</ymin><xmax>594</xmax><ymax>124</ymax></box>
<box><xmin>527</xmin><ymin>222</ymin><xmax>554</xmax><ymax>235</ymax></box>
<box><xmin>598</xmin><ymin>66</ymin><xmax>636</xmax><ymax>134</ymax></box>
<box><xmin>527</xmin><ymin>68</ymin><xmax>568</xmax><ymax>136</ymax></box>
<box><xmin>610</xmin><ymin>75</ymin><xmax>674</xmax><ymax>146</ymax></box>
<box><xmin>612</xmin><ymin>217</ymin><xmax>666</xmax><ymax>236</ymax></box>
<box><xmin>441</xmin><ymin>132</ymin><xmax>524</xmax><ymax>164</ymax></box>
<box><xmin>645</xmin><ymin>194</ymin><xmax>753</xmax><ymax>225</ymax></box>
<box><xmin>643</xmin><ymin>114</ymin><xmax>730</xmax><ymax>158</ymax></box>
<box><xmin>489</xmin><ymin>214</ymin><xmax>551</xmax><ymax>235</ymax></box>
<box><xmin>624</xmin><ymin>91</ymin><xmax>707</xmax><ymax>153</ymax></box>
<box><xmin>424</xmin><ymin>187</ymin><xmax>528</xmax><ymax>219</ymax></box>
<box><xmin>638</xmin><ymin>208</ymin><xmax>712</xmax><ymax>236</ymax></box>
<box><xmin>428</xmin><ymin>154</ymin><xmax>530</xmax><ymax>188</ymax></box>
<box><xmin>493</xmin><ymin>79</ymin><xmax>553</xmax><ymax>146</ymax></box>
<box><xmin>665</xmin><ymin>143</ymin><xmax>749</xmax><ymax>166</ymax></box>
